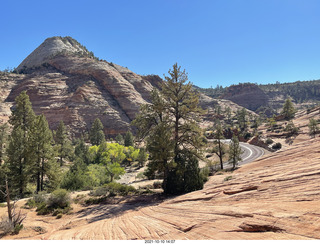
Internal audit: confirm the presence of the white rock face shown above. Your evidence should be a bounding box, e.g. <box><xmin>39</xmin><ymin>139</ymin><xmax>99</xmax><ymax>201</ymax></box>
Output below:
<box><xmin>16</xmin><ymin>36</ymin><xmax>88</xmax><ymax>71</ymax></box>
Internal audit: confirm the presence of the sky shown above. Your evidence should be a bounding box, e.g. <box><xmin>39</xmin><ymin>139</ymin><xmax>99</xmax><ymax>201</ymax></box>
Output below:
<box><xmin>1</xmin><ymin>0</ymin><xmax>320</xmax><ymax>88</ymax></box>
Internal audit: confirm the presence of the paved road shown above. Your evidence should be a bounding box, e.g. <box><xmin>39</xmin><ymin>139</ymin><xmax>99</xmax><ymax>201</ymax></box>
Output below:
<box><xmin>219</xmin><ymin>139</ymin><xmax>265</xmax><ymax>169</ymax></box>
<box><xmin>238</xmin><ymin>142</ymin><xmax>265</xmax><ymax>166</ymax></box>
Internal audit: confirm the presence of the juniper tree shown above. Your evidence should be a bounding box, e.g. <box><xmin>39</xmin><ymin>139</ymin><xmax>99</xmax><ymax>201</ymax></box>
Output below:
<box><xmin>308</xmin><ymin>118</ymin><xmax>319</xmax><ymax>138</ymax></box>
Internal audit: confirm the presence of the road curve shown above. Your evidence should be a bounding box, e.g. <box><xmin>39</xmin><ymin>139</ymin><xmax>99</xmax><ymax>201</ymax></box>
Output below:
<box><xmin>220</xmin><ymin>139</ymin><xmax>265</xmax><ymax>169</ymax></box>
<box><xmin>238</xmin><ymin>142</ymin><xmax>265</xmax><ymax>166</ymax></box>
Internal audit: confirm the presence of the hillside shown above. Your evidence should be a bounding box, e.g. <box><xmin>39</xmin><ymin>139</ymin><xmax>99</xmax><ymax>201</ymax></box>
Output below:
<box><xmin>198</xmin><ymin>80</ymin><xmax>320</xmax><ymax>114</ymax></box>
<box><xmin>0</xmin><ymin>36</ymin><xmax>253</xmax><ymax>137</ymax></box>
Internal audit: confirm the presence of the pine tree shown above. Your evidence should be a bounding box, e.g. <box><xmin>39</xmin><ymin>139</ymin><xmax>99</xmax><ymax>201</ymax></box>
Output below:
<box><xmin>6</xmin><ymin>91</ymin><xmax>36</xmax><ymax>198</ymax></box>
<box><xmin>55</xmin><ymin>121</ymin><xmax>73</xmax><ymax>166</ymax></box>
<box><xmin>237</xmin><ymin>108</ymin><xmax>248</xmax><ymax>132</ymax></box>
<box><xmin>137</xmin><ymin>147</ymin><xmax>148</xmax><ymax>167</ymax></box>
<box><xmin>133</xmin><ymin>63</ymin><xmax>205</xmax><ymax>194</ymax></box>
<box><xmin>228</xmin><ymin>135</ymin><xmax>243</xmax><ymax>169</ymax></box>
<box><xmin>30</xmin><ymin>114</ymin><xmax>55</xmax><ymax>192</ymax></box>
<box><xmin>124</xmin><ymin>131</ymin><xmax>134</xmax><ymax>147</ymax></box>
<box><xmin>282</xmin><ymin>98</ymin><xmax>296</xmax><ymax>120</ymax></box>
<box><xmin>74</xmin><ymin>137</ymin><xmax>90</xmax><ymax>164</ymax></box>
<box><xmin>89</xmin><ymin>118</ymin><xmax>105</xmax><ymax>146</ymax></box>
<box><xmin>212</xmin><ymin>123</ymin><xmax>226</xmax><ymax>170</ymax></box>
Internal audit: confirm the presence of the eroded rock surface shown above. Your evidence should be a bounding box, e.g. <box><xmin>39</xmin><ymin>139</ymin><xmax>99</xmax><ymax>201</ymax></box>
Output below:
<box><xmin>3</xmin><ymin>138</ymin><xmax>318</xmax><ymax>240</ymax></box>
<box><xmin>0</xmin><ymin>36</ymin><xmax>250</xmax><ymax>136</ymax></box>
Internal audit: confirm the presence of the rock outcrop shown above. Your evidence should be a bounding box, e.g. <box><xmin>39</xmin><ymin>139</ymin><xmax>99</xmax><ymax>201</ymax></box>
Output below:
<box><xmin>221</xmin><ymin>83</ymin><xmax>269</xmax><ymax>111</ymax></box>
<box><xmin>0</xmin><ymin>36</ymin><xmax>251</xmax><ymax>137</ymax></box>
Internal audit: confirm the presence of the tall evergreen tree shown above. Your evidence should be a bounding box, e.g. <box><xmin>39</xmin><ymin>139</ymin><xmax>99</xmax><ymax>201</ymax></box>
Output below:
<box><xmin>134</xmin><ymin>63</ymin><xmax>205</xmax><ymax>194</ymax></box>
<box><xmin>89</xmin><ymin>118</ymin><xmax>105</xmax><ymax>146</ymax></box>
<box><xmin>30</xmin><ymin>114</ymin><xmax>55</xmax><ymax>192</ymax></box>
<box><xmin>74</xmin><ymin>137</ymin><xmax>90</xmax><ymax>164</ymax></box>
<box><xmin>115</xmin><ymin>134</ymin><xmax>124</xmax><ymax>145</ymax></box>
<box><xmin>212</xmin><ymin>123</ymin><xmax>226</xmax><ymax>170</ymax></box>
<box><xmin>282</xmin><ymin>98</ymin><xmax>296</xmax><ymax>120</ymax></box>
<box><xmin>228</xmin><ymin>135</ymin><xmax>243</xmax><ymax>169</ymax></box>
<box><xmin>124</xmin><ymin>131</ymin><xmax>134</xmax><ymax>147</ymax></box>
<box><xmin>237</xmin><ymin>108</ymin><xmax>248</xmax><ymax>132</ymax></box>
<box><xmin>55</xmin><ymin>121</ymin><xmax>73</xmax><ymax>166</ymax></box>
<box><xmin>6</xmin><ymin>91</ymin><xmax>35</xmax><ymax>198</ymax></box>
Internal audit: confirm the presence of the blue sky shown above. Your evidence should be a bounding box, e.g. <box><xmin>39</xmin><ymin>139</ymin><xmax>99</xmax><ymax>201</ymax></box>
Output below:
<box><xmin>1</xmin><ymin>0</ymin><xmax>320</xmax><ymax>88</ymax></box>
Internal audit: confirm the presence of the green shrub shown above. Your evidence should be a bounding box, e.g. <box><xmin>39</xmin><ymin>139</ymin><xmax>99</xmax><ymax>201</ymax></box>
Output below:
<box><xmin>90</xmin><ymin>186</ymin><xmax>109</xmax><ymax>197</ymax></box>
<box><xmin>36</xmin><ymin>203</ymin><xmax>51</xmax><ymax>215</ymax></box>
<box><xmin>224</xmin><ymin>176</ymin><xmax>233</xmax><ymax>181</ymax></box>
<box><xmin>200</xmin><ymin>166</ymin><xmax>210</xmax><ymax>183</ymax></box>
<box><xmin>85</xmin><ymin>196</ymin><xmax>107</xmax><ymax>205</ymax></box>
<box><xmin>0</xmin><ymin>203</ymin><xmax>7</xmax><ymax>208</ymax></box>
<box><xmin>244</xmin><ymin>132</ymin><xmax>252</xmax><ymax>140</ymax></box>
<box><xmin>104</xmin><ymin>182</ymin><xmax>136</xmax><ymax>196</ymax></box>
<box><xmin>56</xmin><ymin>213</ymin><xmax>63</xmax><ymax>219</ymax></box>
<box><xmin>272</xmin><ymin>142</ymin><xmax>282</xmax><ymax>150</ymax></box>
<box><xmin>47</xmin><ymin>189</ymin><xmax>70</xmax><ymax>209</ymax></box>
<box><xmin>265</xmin><ymin>138</ymin><xmax>273</xmax><ymax>145</ymax></box>
<box><xmin>25</xmin><ymin>192</ymin><xmax>47</xmax><ymax>209</ymax></box>
<box><xmin>13</xmin><ymin>224</ymin><xmax>23</xmax><ymax>234</ymax></box>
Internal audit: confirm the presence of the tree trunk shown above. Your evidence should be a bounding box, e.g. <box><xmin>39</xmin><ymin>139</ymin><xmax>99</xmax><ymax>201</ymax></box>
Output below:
<box><xmin>162</xmin><ymin>160</ymin><xmax>169</xmax><ymax>192</ymax></box>
<box><xmin>218</xmin><ymin>139</ymin><xmax>223</xmax><ymax>170</ymax></box>
<box><xmin>40</xmin><ymin>159</ymin><xmax>44</xmax><ymax>192</ymax></box>
<box><xmin>5</xmin><ymin>179</ymin><xmax>12</xmax><ymax>223</ymax></box>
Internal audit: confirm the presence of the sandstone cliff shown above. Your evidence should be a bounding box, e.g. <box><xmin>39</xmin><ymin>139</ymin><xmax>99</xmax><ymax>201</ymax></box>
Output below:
<box><xmin>0</xmin><ymin>36</ymin><xmax>251</xmax><ymax>137</ymax></box>
<box><xmin>221</xmin><ymin>83</ymin><xmax>269</xmax><ymax>111</ymax></box>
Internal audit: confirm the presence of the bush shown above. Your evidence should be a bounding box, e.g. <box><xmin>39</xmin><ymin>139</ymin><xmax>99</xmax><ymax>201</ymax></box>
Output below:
<box><xmin>90</xmin><ymin>186</ymin><xmax>109</xmax><ymax>197</ymax></box>
<box><xmin>56</xmin><ymin>213</ymin><xmax>63</xmax><ymax>219</ymax></box>
<box><xmin>153</xmin><ymin>181</ymin><xmax>162</xmax><ymax>189</ymax></box>
<box><xmin>224</xmin><ymin>176</ymin><xmax>233</xmax><ymax>181</ymax></box>
<box><xmin>244</xmin><ymin>132</ymin><xmax>252</xmax><ymax>140</ymax></box>
<box><xmin>104</xmin><ymin>182</ymin><xmax>136</xmax><ymax>196</ymax></box>
<box><xmin>36</xmin><ymin>202</ymin><xmax>51</xmax><ymax>215</ymax></box>
<box><xmin>47</xmin><ymin>189</ymin><xmax>70</xmax><ymax>209</ymax></box>
<box><xmin>272</xmin><ymin>142</ymin><xmax>282</xmax><ymax>150</ymax></box>
<box><xmin>0</xmin><ymin>217</ymin><xmax>14</xmax><ymax>235</ymax></box>
<box><xmin>265</xmin><ymin>138</ymin><xmax>273</xmax><ymax>145</ymax></box>
<box><xmin>200</xmin><ymin>166</ymin><xmax>210</xmax><ymax>183</ymax></box>
<box><xmin>13</xmin><ymin>224</ymin><xmax>23</xmax><ymax>234</ymax></box>
<box><xmin>85</xmin><ymin>196</ymin><xmax>107</xmax><ymax>205</ymax></box>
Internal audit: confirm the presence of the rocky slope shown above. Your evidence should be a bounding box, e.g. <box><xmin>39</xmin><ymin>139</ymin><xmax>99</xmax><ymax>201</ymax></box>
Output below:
<box><xmin>2</xmin><ymin>137</ymin><xmax>320</xmax><ymax>240</ymax></box>
<box><xmin>0</xmin><ymin>36</ymin><xmax>252</xmax><ymax>137</ymax></box>
<box><xmin>221</xmin><ymin>83</ymin><xmax>269</xmax><ymax>111</ymax></box>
